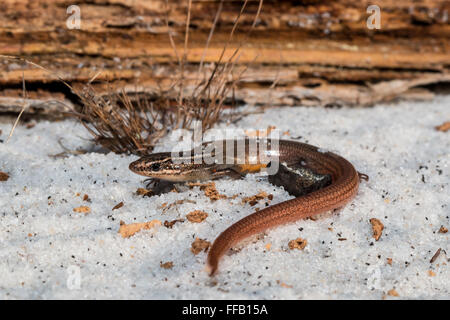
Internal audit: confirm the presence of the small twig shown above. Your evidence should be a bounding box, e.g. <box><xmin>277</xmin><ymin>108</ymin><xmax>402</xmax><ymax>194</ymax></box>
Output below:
<box><xmin>48</xmin><ymin>138</ymin><xmax>88</xmax><ymax>159</ymax></box>
<box><xmin>430</xmin><ymin>248</ymin><xmax>442</xmax><ymax>263</ymax></box>
<box><xmin>6</xmin><ymin>71</ymin><xmax>28</xmax><ymax>143</ymax></box>
<box><xmin>197</xmin><ymin>0</ymin><xmax>224</xmax><ymax>78</ymax></box>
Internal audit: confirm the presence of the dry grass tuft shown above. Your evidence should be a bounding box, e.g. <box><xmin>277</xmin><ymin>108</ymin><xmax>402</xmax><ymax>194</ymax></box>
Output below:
<box><xmin>74</xmin><ymin>0</ymin><xmax>263</xmax><ymax>155</ymax></box>
<box><xmin>2</xmin><ymin>1</ymin><xmax>264</xmax><ymax>155</ymax></box>
<box><xmin>75</xmin><ymin>85</ymin><xmax>173</xmax><ymax>155</ymax></box>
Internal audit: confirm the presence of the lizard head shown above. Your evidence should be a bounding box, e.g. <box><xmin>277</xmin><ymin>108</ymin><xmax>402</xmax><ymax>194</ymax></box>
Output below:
<box><xmin>129</xmin><ymin>152</ymin><xmax>186</xmax><ymax>182</ymax></box>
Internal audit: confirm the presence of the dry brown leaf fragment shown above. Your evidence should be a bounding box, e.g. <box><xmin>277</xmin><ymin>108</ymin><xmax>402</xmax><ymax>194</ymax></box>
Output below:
<box><xmin>288</xmin><ymin>238</ymin><xmax>307</xmax><ymax>250</ymax></box>
<box><xmin>73</xmin><ymin>206</ymin><xmax>91</xmax><ymax>214</ymax></box>
<box><xmin>387</xmin><ymin>289</ymin><xmax>399</xmax><ymax>297</ymax></box>
<box><xmin>190</xmin><ymin>238</ymin><xmax>211</xmax><ymax>255</ymax></box>
<box><xmin>387</xmin><ymin>258</ymin><xmax>393</xmax><ymax>265</ymax></box>
<box><xmin>112</xmin><ymin>201</ymin><xmax>124</xmax><ymax>210</ymax></box>
<box><xmin>186</xmin><ymin>210</ymin><xmax>208</xmax><ymax>223</ymax></box>
<box><xmin>164</xmin><ymin>219</ymin><xmax>185</xmax><ymax>229</ymax></box>
<box><xmin>83</xmin><ymin>194</ymin><xmax>90</xmax><ymax>202</ymax></box>
<box><xmin>136</xmin><ymin>188</ymin><xmax>152</xmax><ymax>197</ymax></box>
<box><xmin>435</xmin><ymin>121</ymin><xmax>450</xmax><ymax>132</ymax></box>
<box><xmin>428</xmin><ymin>270</ymin><xmax>436</xmax><ymax>277</ymax></box>
<box><xmin>370</xmin><ymin>218</ymin><xmax>384</xmax><ymax>241</ymax></box>
<box><xmin>204</xmin><ymin>185</ymin><xmax>227</xmax><ymax>201</ymax></box>
<box><xmin>187</xmin><ymin>182</ymin><xmax>227</xmax><ymax>201</ymax></box>
<box><xmin>248</xmin><ymin>200</ymin><xmax>258</xmax><ymax>206</ymax></box>
<box><xmin>118</xmin><ymin>219</ymin><xmax>161</xmax><ymax>238</ymax></box>
<box><xmin>438</xmin><ymin>226</ymin><xmax>448</xmax><ymax>234</ymax></box>
<box><xmin>160</xmin><ymin>261</ymin><xmax>174</xmax><ymax>269</ymax></box>
<box><xmin>0</xmin><ymin>172</ymin><xmax>9</xmax><ymax>181</ymax></box>
<box><xmin>242</xmin><ymin>191</ymin><xmax>272</xmax><ymax>206</ymax></box>
<box><xmin>277</xmin><ymin>280</ymin><xmax>293</xmax><ymax>288</ymax></box>
<box><xmin>25</xmin><ymin>122</ymin><xmax>36</xmax><ymax>129</ymax></box>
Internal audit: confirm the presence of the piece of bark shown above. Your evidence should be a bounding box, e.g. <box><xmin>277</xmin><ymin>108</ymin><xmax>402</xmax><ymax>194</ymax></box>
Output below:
<box><xmin>370</xmin><ymin>218</ymin><xmax>384</xmax><ymax>241</ymax></box>
<box><xmin>190</xmin><ymin>238</ymin><xmax>211</xmax><ymax>255</ymax></box>
<box><xmin>288</xmin><ymin>238</ymin><xmax>307</xmax><ymax>250</ymax></box>
<box><xmin>0</xmin><ymin>0</ymin><xmax>448</xmax><ymax>114</ymax></box>
<box><xmin>186</xmin><ymin>210</ymin><xmax>208</xmax><ymax>223</ymax></box>
<box><xmin>118</xmin><ymin>219</ymin><xmax>161</xmax><ymax>238</ymax></box>
<box><xmin>0</xmin><ymin>172</ymin><xmax>9</xmax><ymax>181</ymax></box>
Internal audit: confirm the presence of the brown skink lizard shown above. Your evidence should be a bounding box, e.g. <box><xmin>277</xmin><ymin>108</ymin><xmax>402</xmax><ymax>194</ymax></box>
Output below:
<box><xmin>129</xmin><ymin>139</ymin><xmax>367</xmax><ymax>275</ymax></box>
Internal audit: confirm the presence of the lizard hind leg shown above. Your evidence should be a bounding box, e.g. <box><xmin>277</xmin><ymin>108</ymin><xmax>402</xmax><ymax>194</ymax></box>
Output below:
<box><xmin>144</xmin><ymin>178</ymin><xmax>175</xmax><ymax>195</ymax></box>
<box><xmin>144</xmin><ymin>178</ymin><xmax>158</xmax><ymax>189</ymax></box>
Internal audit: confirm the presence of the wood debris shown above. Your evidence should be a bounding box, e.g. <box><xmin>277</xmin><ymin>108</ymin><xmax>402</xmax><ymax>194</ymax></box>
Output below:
<box><xmin>112</xmin><ymin>201</ymin><xmax>124</xmax><ymax>211</ymax></box>
<box><xmin>288</xmin><ymin>238</ymin><xmax>307</xmax><ymax>250</ymax></box>
<box><xmin>118</xmin><ymin>219</ymin><xmax>161</xmax><ymax>238</ymax></box>
<box><xmin>435</xmin><ymin>121</ymin><xmax>450</xmax><ymax>132</ymax></box>
<box><xmin>190</xmin><ymin>238</ymin><xmax>211</xmax><ymax>255</ymax></box>
<box><xmin>160</xmin><ymin>261</ymin><xmax>174</xmax><ymax>269</ymax></box>
<box><xmin>73</xmin><ymin>206</ymin><xmax>91</xmax><ymax>214</ymax></box>
<box><xmin>242</xmin><ymin>191</ymin><xmax>273</xmax><ymax>207</ymax></box>
<box><xmin>164</xmin><ymin>219</ymin><xmax>185</xmax><ymax>229</ymax></box>
<box><xmin>136</xmin><ymin>188</ymin><xmax>153</xmax><ymax>197</ymax></box>
<box><xmin>277</xmin><ymin>280</ymin><xmax>293</xmax><ymax>288</ymax></box>
<box><xmin>25</xmin><ymin>122</ymin><xmax>36</xmax><ymax>129</ymax></box>
<box><xmin>430</xmin><ymin>248</ymin><xmax>441</xmax><ymax>263</ymax></box>
<box><xmin>369</xmin><ymin>218</ymin><xmax>384</xmax><ymax>241</ymax></box>
<box><xmin>186</xmin><ymin>210</ymin><xmax>208</xmax><ymax>223</ymax></box>
<box><xmin>438</xmin><ymin>226</ymin><xmax>448</xmax><ymax>234</ymax></box>
<box><xmin>387</xmin><ymin>289</ymin><xmax>399</xmax><ymax>297</ymax></box>
<box><xmin>187</xmin><ymin>182</ymin><xmax>227</xmax><ymax>201</ymax></box>
<box><xmin>0</xmin><ymin>171</ymin><xmax>9</xmax><ymax>181</ymax></box>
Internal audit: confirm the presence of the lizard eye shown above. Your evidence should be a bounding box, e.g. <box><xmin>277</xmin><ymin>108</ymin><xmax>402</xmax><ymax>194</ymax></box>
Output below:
<box><xmin>151</xmin><ymin>163</ymin><xmax>161</xmax><ymax>171</ymax></box>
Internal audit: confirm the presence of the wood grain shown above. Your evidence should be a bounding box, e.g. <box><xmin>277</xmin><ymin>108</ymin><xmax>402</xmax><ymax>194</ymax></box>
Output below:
<box><xmin>1</xmin><ymin>0</ymin><xmax>449</xmax><ymax>115</ymax></box>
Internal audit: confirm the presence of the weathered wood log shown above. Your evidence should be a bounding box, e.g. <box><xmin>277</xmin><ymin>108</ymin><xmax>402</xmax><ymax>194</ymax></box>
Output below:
<box><xmin>0</xmin><ymin>0</ymin><xmax>449</xmax><ymax>115</ymax></box>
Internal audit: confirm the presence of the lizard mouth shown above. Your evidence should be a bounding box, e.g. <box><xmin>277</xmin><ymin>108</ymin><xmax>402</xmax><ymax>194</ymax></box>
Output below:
<box><xmin>128</xmin><ymin>159</ymin><xmax>150</xmax><ymax>176</ymax></box>
<box><xmin>129</xmin><ymin>159</ymin><xmax>179</xmax><ymax>180</ymax></box>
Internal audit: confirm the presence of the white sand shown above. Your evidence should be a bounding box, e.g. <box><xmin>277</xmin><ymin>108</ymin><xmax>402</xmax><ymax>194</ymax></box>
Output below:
<box><xmin>0</xmin><ymin>96</ymin><xmax>448</xmax><ymax>299</ymax></box>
